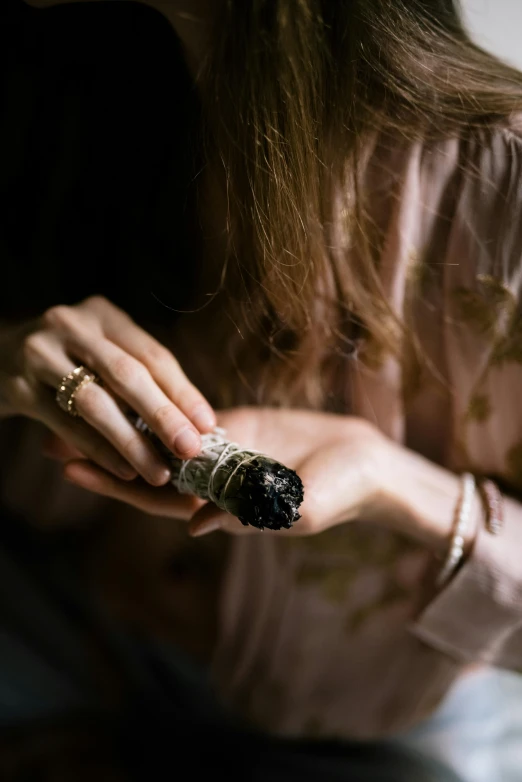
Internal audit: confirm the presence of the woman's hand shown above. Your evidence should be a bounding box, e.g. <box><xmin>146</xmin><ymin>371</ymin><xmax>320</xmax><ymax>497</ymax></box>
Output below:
<box><xmin>63</xmin><ymin>407</ymin><xmax>384</xmax><ymax>523</ymax></box>
<box><xmin>0</xmin><ymin>296</ymin><xmax>216</xmax><ymax>486</ymax></box>
<box><xmin>61</xmin><ymin>406</ymin><xmax>466</xmax><ymax>552</ymax></box>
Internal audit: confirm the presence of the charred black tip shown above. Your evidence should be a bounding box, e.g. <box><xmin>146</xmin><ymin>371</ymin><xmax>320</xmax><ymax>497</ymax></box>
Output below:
<box><xmin>233</xmin><ymin>458</ymin><xmax>304</xmax><ymax>531</ymax></box>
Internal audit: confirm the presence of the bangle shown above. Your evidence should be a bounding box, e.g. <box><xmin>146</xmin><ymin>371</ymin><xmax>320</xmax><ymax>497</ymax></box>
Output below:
<box><xmin>478</xmin><ymin>478</ymin><xmax>503</xmax><ymax>535</ymax></box>
<box><xmin>436</xmin><ymin>472</ymin><xmax>476</xmax><ymax>588</ymax></box>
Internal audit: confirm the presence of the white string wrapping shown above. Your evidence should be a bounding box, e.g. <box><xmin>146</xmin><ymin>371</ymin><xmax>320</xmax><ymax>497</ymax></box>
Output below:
<box><xmin>135</xmin><ymin>419</ymin><xmax>261</xmax><ymax>512</ymax></box>
<box><xmin>175</xmin><ymin>427</ymin><xmax>262</xmax><ymax>511</ymax></box>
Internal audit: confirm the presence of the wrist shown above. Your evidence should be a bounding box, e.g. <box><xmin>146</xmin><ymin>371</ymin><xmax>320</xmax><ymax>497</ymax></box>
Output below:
<box><xmin>369</xmin><ymin>441</ymin><xmax>479</xmax><ymax>554</ymax></box>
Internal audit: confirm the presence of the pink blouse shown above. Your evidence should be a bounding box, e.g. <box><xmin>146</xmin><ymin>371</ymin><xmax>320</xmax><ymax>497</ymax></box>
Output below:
<box><xmin>211</xmin><ymin>115</ymin><xmax>522</xmax><ymax>737</ymax></box>
<box><xmin>2</xmin><ymin>115</ymin><xmax>522</xmax><ymax>739</ymax></box>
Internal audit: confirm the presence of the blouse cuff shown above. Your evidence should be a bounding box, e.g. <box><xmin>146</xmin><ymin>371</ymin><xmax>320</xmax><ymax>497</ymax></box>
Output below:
<box><xmin>411</xmin><ymin>494</ymin><xmax>522</xmax><ymax>667</ymax></box>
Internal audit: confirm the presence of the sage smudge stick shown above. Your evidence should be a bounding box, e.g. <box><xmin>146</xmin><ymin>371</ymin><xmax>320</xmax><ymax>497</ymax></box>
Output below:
<box><xmin>132</xmin><ymin>416</ymin><xmax>304</xmax><ymax>530</ymax></box>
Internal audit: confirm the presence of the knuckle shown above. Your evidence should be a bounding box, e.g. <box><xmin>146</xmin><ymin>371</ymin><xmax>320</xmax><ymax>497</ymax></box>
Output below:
<box><xmin>176</xmin><ymin>385</ymin><xmax>201</xmax><ymax>411</ymax></box>
<box><xmin>42</xmin><ymin>305</ymin><xmax>75</xmax><ymax>331</ymax></box>
<box><xmin>151</xmin><ymin>403</ymin><xmax>178</xmax><ymax>432</ymax></box>
<box><xmin>21</xmin><ymin>332</ymin><xmax>47</xmax><ymax>363</ymax></box>
<box><xmin>82</xmin><ymin>295</ymin><xmax>109</xmax><ymax>311</ymax></box>
<box><xmin>74</xmin><ymin>384</ymin><xmax>103</xmax><ymax>420</ymax></box>
<box><xmin>83</xmin><ymin>296</ymin><xmax>131</xmax><ymax>325</ymax></box>
<box><xmin>166</xmin><ymin>351</ymin><xmax>181</xmax><ymax>370</ymax></box>
<box><xmin>111</xmin><ymin>355</ymin><xmax>144</xmax><ymax>387</ymax></box>
<box><xmin>119</xmin><ymin>432</ymin><xmax>142</xmax><ymax>461</ymax></box>
<box><xmin>145</xmin><ymin>343</ymin><xmax>173</xmax><ymax>368</ymax></box>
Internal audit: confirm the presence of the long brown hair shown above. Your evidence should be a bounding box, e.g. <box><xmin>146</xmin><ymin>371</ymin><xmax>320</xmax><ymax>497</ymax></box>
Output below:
<box><xmin>198</xmin><ymin>0</ymin><xmax>522</xmax><ymax>408</ymax></box>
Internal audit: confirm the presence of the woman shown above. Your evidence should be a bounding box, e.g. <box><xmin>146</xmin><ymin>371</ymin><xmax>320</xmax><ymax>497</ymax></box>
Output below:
<box><xmin>1</xmin><ymin>0</ymin><xmax>521</xmax><ymax>778</ymax></box>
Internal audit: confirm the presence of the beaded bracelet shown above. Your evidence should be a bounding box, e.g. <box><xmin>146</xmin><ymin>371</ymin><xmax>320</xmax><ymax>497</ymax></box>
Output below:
<box><xmin>436</xmin><ymin>472</ymin><xmax>476</xmax><ymax>588</ymax></box>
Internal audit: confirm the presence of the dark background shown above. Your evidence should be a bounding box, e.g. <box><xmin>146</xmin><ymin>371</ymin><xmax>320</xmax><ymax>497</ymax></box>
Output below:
<box><xmin>0</xmin><ymin>0</ymin><xmax>201</xmax><ymax>326</ymax></box>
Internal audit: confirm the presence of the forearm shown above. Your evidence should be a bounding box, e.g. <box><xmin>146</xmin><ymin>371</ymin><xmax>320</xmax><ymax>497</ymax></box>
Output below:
<box><xmin>412</xmin><ymin>488</ymin><xmax>522</xmax><ymax>665</ymax></box>
<box><xmin>370</xmin><ymin>438</ymin><xmax>522</xmax><ymax>667</ymax></box>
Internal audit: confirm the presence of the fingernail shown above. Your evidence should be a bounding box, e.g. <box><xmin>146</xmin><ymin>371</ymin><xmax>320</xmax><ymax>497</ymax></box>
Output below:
<box><xmin>174</xmin><ymin>428</ymin><xmax>200</xmax><ymax>457</ymax></box>
<box><xmin>190</xmin><ymin>518</ymin><xmax>223</xmax><ymax>537</ymax></box>
<box><xmin>192</xmin><ymin>407</ymin><xmax>216</xmax><ymax>433</ymax></box>
<box><xmin>148</xmin><ymin>465</ymin><xmax>171</xmax><ymax>486</ymax></box>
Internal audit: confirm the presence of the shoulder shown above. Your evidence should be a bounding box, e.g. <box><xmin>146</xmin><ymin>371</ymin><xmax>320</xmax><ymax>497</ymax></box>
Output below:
<box><xmin>425</xmin><ymin>114</ymin><xmax>522</xmax><ymax>292</ymax></box>
<box><xmin>432</xmin><ymin>117</ymin><xmax>522</xmax><ymax>483</ymax></box>
<box><xmin>457</xmin><ymin>113</ymin><xmax>522</xmax><ymax>207</ymax></box>
<box><xmin>426</xmin><ymin>115</ymin><xmax>522</xmax><ymax>352</ymax></box>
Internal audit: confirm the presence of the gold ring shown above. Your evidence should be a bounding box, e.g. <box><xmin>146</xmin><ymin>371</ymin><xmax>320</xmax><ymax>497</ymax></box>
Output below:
<box><xmin>55</xmin><ymin>365</ymin><xmax>99</xmax><ymax>417</ymax></box>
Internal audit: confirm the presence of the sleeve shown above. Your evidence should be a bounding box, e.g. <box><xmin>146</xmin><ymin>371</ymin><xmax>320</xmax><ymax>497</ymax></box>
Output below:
<box><xmin>413</xmin><ymin>495</ymin><xmax>522</xmax><ymax>667</ymax></box>
<box><xmin>411</xmin><ymin>118</ymin><xmax>522</xmax><ymax>668</ymax></box>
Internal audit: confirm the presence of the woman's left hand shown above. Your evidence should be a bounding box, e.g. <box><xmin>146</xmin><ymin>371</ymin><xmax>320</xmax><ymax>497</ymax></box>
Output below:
<box><xmin>188</xmin><ymin>408</ymin><xmax>390</xmax><ymax>537</ymax></box>
<box><xmin>60</xmin><ymin>407</ymin><xmax>462</xmax><ymax>551</ymax></box>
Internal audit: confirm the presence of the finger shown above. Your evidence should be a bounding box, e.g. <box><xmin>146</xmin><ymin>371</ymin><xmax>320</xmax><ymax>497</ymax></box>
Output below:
<box><xmin>63</xmin><ymin>459</ymin><xmax>203</xmax><ymax>519</ymax></box>
<box><xmin>68</xmin><ymin>336</ymin><xmax>203</xmax><ymax>460</ymax></box>
<box><xmin>38</xmin><ymin>395</ymin><xmax>138</xmax><ymax>481</ymax></box>
<box><xmin>21</xmin><ymin>328</ymin><xmax>77</xmax><ymax>387</ymax></box>
<box><xmin>188</xmin><ymin>506</ymin><xmax>243</xmax><ymax>538</ymax></box>
<box><xmin>20</xmin><ymin>334</ymin><xmax>137</xmax><ymax>479</ymax></box>
<box><xmin>23</xmin><ymin>332</ymin><xmax>165</xmax><ymax>484</ymax></box>
<box><xmin>72</xmin><ymin>381</ymin><xmax>172</xmax><ymax>486</ymax></box>
<box><xmin>80</xmin><ymin>296</ymin><xmax>216</xmax><ymax>433</ymax></box>
<box><xmin>188</xmin><ymin>503</ymin><xmax>295</xmax><ymax>538</ymax></box>
<box><xmin>42</xmin><ymin>433</ymin><xmax>84</xmax><ymax>462</ymax></box>
<box><xmin>43</xmin><ymin>301</ymin><xmax>211</xmax><ymax>454</ymax></box>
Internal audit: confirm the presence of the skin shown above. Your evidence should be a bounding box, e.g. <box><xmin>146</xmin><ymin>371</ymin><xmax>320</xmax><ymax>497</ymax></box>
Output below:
<box><xmin>1</xmin><ymin>297</ymin><xmax>217</xmax><ymax>484</ymax></box>
<box><xmin>57</xmin><ymin>407</ymin><xmax>479</xmax><ymax>554</ymax></box>
<box><xmin>18</xmin><ymin>0</ymin><xmax>477</xmax><ymax>558</ymax></box>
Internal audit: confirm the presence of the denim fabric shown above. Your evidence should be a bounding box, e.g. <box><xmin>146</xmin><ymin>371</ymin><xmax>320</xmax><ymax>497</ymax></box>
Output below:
<box><xmin>397</xmin><ymin>668</ymin><xmax>522</xmax><ymax>782</ymax></box>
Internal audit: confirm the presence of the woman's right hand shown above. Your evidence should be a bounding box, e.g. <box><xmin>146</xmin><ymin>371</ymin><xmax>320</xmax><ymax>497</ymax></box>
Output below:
<box><xmin>0</xmin><ymin>296</ymin><xmax>216</xmax><ymax>485</ymax></box>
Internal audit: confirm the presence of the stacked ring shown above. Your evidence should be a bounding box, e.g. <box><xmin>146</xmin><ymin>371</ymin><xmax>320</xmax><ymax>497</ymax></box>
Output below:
<box><xmin>55</xmin><ymin>365</ymin><xmax>99</xmax><ymax>417</ymax></box>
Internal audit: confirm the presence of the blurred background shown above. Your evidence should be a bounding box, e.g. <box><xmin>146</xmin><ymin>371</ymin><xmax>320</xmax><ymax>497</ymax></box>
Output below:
<box><xmin>462</xmin><ymin>0</ymin><xmax>522</xmax><ymax>69</ymax></box>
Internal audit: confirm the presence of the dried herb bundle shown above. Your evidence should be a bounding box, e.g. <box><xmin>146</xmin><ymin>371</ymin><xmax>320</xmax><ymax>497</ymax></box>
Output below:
<box><xmin>134</xmin><ymin>419</ymin><xmax>304</xmax><ymax>530</ymax></box>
